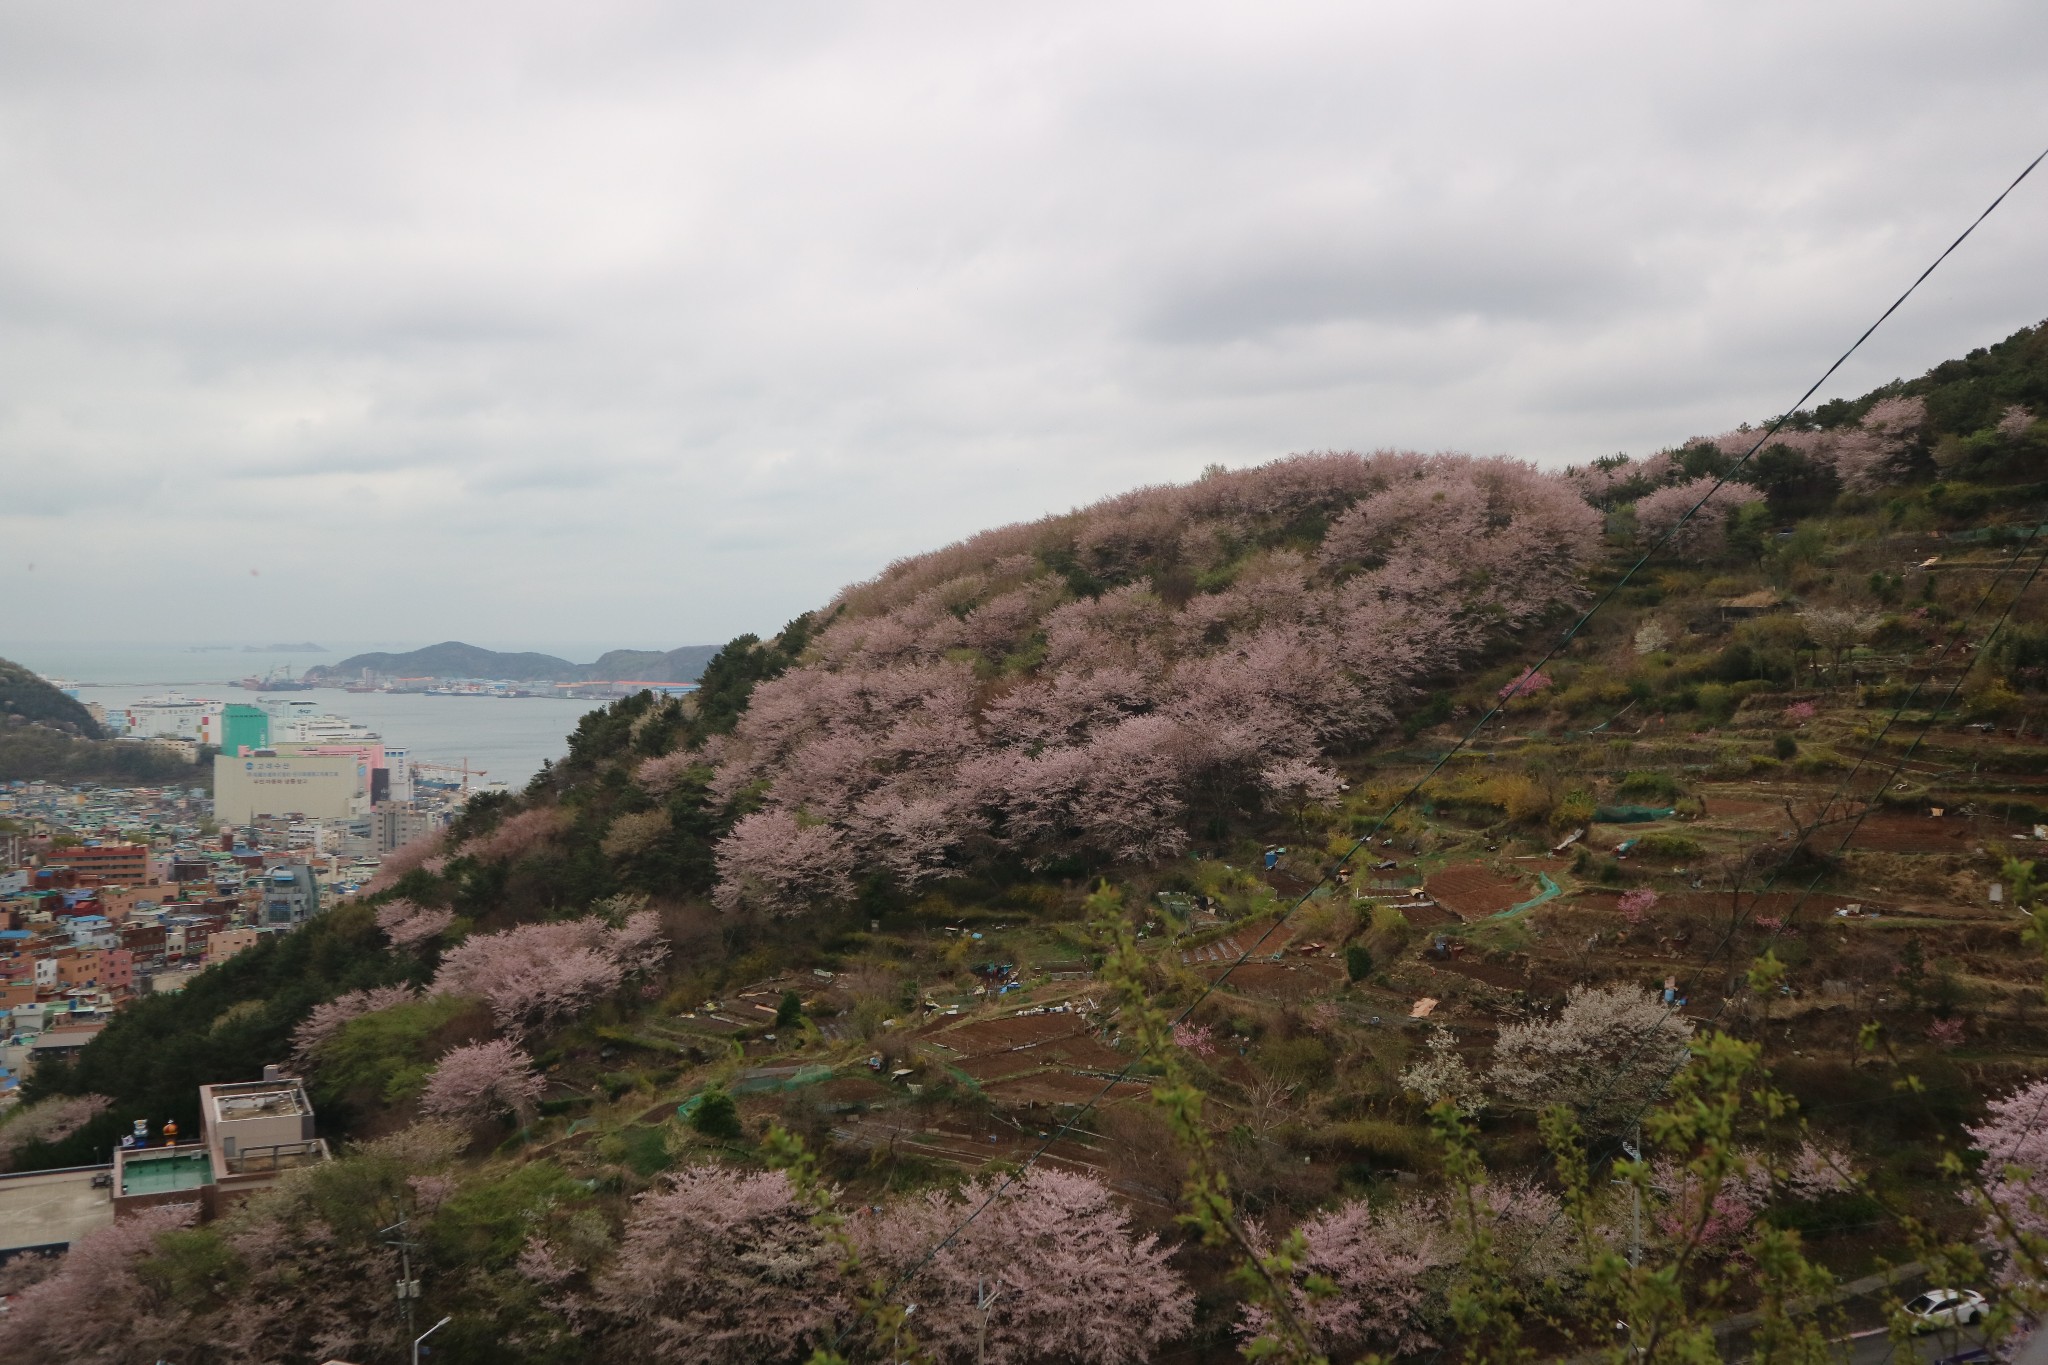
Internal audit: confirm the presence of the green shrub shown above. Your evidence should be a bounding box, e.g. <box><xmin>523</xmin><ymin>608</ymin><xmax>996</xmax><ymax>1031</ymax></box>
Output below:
<box><xmin>776</xmin><ymin>990</ymin><xmax>803</xmax><ymax>1029</ymax></box>
<box><xmin>1617</xmin><ymin>771</ymin><xmax>1681</xmax><ymax>802</ymax></box>
<box><xmin>1632</xmin><ymin>833</ymin><xmax>1703</xmax><ymax>859</ymax></box>
<box><xmin>691</xmin><ymin>1088</ymin><xmax>743</xmax><ymax>1141</ymax></box>
<box><xmin>1261</xmin><ymin>1037</ymin><xmax>1333</xmax><ymax>1089</ymax></box>
<box><xmin>314</xmin><ymin>995</ymin><xmax>472</xmax><ymax>1107</ymax></box>
<box><xmin>1324</xmin><ymin>1118</ymin><xmax>1432</xmax><ymax>1169</ymax></box>
<box><xmin>1774</xmin><ymin>733</ymin><xmax>1798</xmax><ymax>759</ymax></box>
<box><xmin>1345</xmin><ymin>944</ymin><xmax>1373</xmax><ymax>982</ymax></box>
<box><xmin>1552</xmin><ymin>789</ymin><xmax>1597</xmax><ymax>830</ymax></box>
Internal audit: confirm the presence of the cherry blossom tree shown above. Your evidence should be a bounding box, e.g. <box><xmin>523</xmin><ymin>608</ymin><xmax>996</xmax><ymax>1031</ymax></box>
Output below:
<box><xmin>290</xmin><ymin>984</ymin><xmax>419</xmax><ymax>1068</ymax></box>
<box><xmin>433</xmin><ymin>911</ymin><xmax>667</xmax><ymax>1035</ymax></box>
<box><xmin>1833</xmin><ymin>395</ymin><xmax>1926</xmax><ymax>492</ymax></box>
<box><xmin>706</xmin><ymin>451</ymin><xmax>1605</xmax><ymax>907</ymax></box>
<box><xmin>1489</xmin><ymin>984</ymin><xmax>1693</xmax><ymax>1133</ymax></box>
<box><xmin>1800</xmin><ymin>607</ymin><xmax>1880</xmax><ymax>686</ymax></box>
<box><xmin>1498</xmin><ymin>668</ymin><xmax>1554</xmax><ymax>701</ymax></box>
<box><xmin>1617</xmin><ymin>888</ymin><xmax>1658</xmax><ymax>925</ymax></box>
<box><xmin>1401</xmin><ymin>1029</ymin><xmax>1483</xmax><ymax>1113</ymax></box>
<box><xmin>417</xmin><ymin>1039</ymin><xmax>546</xmax><ymax>1123</ymax></box>
<box><xmin>364</xmin><ymin>830</ymin><xmax>447</xmax><ymax>893</ymax></box>
<box><xmin>1967</xmin><ymin>1078</ymin><xmax>2048</xmax><ymax>1281</ymax></box>
<box><xmin>1651</xmin><ymin>1153</ymin><xmax>1771</xmax><ymax>1253</ymax></box>
<box><xmin>858</xmin><ymin>1168</ymin><xmax>1193</xmax><ymax>1365</ymax></box>
<box><xmin>1632</xmin><ymin>479</ymin><xmax>1766</xmax><ymax>558</ymax></box>
<box><xmin>1998</xmin><ymin>404</ymin><xmax>2036</xmax><ymax>440</ymax></box>
<box><xmin>590</xmin><ymin>1167</ymin><xmax>846</xmax><ymax>1365</ymax></box>
<box><xmin>457</xmin><ymin>804</ymin><xmax>569</xmax><ymax>863</ymax></box>
<box><xmin>1246</xmin><ymin>1195</ymin><xmax>1456</xmax><ymax>1356</ymax></box>
<box><xmin>0</xmin><ymin>1201</ymin><xmax>199</xmax><ymax>1362</ymax></box>
<box><xmin>635</xmin><ymin>747</ymin><xmax>704</xmax><ymax>796</ymax></box>
<box><xmin>374</xmin><ymin>899</ymin><xmax>454</xmax><ymax>949</ymax></box>
<box><xmin>0</xmin><ymin>1093</ymin><xmax>112</xmax><ymax>1168</ymax></box>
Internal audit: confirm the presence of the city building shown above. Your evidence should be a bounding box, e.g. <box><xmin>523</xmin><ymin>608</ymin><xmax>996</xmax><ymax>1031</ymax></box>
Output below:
<box><xmin>375</xmin><ymin>801</ymin><xmax>442</xmax><ymax>853</ymax></box>
<box><xmin>213</xmin><ymin>751</ymin><xmax>368</xmax><ymax>823</ymax></box>
<box><xmin>49</xmin><ymin>842</ymin><xmax>154</xmax><ymax>885</ymax></box>
<box><xmin>207</xmin><ymin>926</ymin><xmax>261</xmax><ymax>963</ymax></box>
<box><xmin>258</xmin><ymin>865</ymin><xmax>320</xmax><ymax>927</ymax></box>
<box><xmin>110</xmin><ymin>1069</ymin><xmax>330</xmax><ymax>1221</ymax></box>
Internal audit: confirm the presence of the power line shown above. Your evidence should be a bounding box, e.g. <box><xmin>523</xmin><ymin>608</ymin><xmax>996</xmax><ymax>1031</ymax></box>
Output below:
<box><xmin>852</xmin><ymin>140</ymin><xmax>2048</xmax><ymax>1342</ymax></box>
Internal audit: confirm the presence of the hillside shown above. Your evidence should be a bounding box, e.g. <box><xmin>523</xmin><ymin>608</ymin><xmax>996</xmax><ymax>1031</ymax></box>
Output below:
<box><xmin>306</xmin><ymin>640</ymin><xmax>720</xmax><ymax>684</ymax></box>
<box><xmin>0</xmin><ymin>659</ymin><xmax>206</xmax><ymax>785</ymax></box>
<box><xmin>0</xmin><ymin>656</ymin><xmax>99</xmax><ymax>738</ymax></box>
<box><xmin>8</xmin><ymin>323</ymin><xmax>2048</xmax><ymax>1365</ymax></box>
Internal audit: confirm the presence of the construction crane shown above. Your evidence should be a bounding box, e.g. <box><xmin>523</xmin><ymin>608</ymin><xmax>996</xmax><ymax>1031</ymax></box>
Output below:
<box><xmin>410</xmin><ymin>759</ymin><xmax>486</xmax><ymax>795</ymax></box>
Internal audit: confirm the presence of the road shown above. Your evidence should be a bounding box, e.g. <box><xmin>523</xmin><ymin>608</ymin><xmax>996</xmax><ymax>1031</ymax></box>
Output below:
<box><xmin>1842</xmin><ymin>1324</ymin><xmax>1988</xmax><ymax>1365</ymax></box>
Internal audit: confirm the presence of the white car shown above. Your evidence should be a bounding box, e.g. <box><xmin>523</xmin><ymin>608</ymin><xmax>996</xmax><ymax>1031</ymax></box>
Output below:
<box><xmin>1902</xmin><ymin>1289</ymin><xmax>1988</xmax><ymax>1331</ymax></box>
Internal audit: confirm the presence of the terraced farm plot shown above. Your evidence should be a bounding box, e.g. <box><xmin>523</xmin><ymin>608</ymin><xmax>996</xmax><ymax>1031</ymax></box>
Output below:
<box><xmin>1845</xmin><ymin>813</ymin><xmax>2026</xmax><ymax>853</ymax></box>
<box><xmin>1426</xmin><ymin>863</ymin><xmax>1536</xmax><ymax>917</ymax></box>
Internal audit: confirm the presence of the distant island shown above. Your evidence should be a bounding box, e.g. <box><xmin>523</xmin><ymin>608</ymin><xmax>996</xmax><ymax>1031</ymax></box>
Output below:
<box><xmin>246</xmin><ymin>642</ymin><xmax>326</xmax><ymax>653</ymax></box>
<box><xmin>303</xmin><ymin>640</ymin><xmax>720</xmax><ymax>685</ymax></box>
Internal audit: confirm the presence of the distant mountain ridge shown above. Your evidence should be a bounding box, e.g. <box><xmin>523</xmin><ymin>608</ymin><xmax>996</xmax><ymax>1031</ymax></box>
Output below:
<box><xmin>304</xmin><ymin>641</ymin><xmax>720</xmax><ymax>684</ymax></box>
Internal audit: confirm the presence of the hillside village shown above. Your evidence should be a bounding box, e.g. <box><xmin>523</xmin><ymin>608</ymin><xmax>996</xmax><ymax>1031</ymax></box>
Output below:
<box><xmin>1</xmin><ymin>323</ymin><xmax>2046</xmax><ymax>1364</ymax></box>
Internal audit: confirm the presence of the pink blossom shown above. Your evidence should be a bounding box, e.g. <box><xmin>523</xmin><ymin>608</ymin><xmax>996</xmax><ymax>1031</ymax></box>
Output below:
<box><xmin>1617</xmin><ymin>888</ymin><xmax>1658</xmax><ymax>925</ymax></box>
<box><xmin>1633</xmin><ymin>479</ymin><xmax>1767</xmax><ymax>558</ymax></box>
<box><xmin>1833</xmin><ymin>396</ymin><xmax>1926</xmax><ymax>492</ymax></box>
<box><xmin>457</xmin><ymin>804</ymin><xmax>569</xmax><ymax>863</ymax></box>
<box><xmin>1968</xmin><ymin>1079</ymin><xmax>2048</xmax><ymax>1279</ymax></box>
<box><xmin>592</xmin><ymin>1167</ymin><xmax>846</xmax><ymax>1365</ymax></box>
<box><xmin>364</xmin><ymin>830</ymin><xmax>446</xmax><ymax>894</ymax></box>
<box><xmin>858</xmin><ymin>1168</ymin><xmax>1192</xmax><ymax>1365</ymax></box>
<box><xmin>407</xmin><ymin>1172</ymin><xmax>459</xmax><ymax>1212</ymax></box>
<box><xmin>1927</xmin><ymin>1017</ymin><xmax>1966</xmax><ymax>1048</ymax></box>
<box><xmin>0</xmin><ymin>1094</ymin><xmax>112</xmax><ymax>1168</ymax></box>
<box><xmin>1652</xmin><ymin>1155</ymin><xmax>1771</xmax><ymax>1252</ymax></box>
<box><xmin>1245</xmin><ymin>1196</ymin><xmax>1454</xmax><ymax>1355</ymax></box>
<box><xmin>0</xmin><ymin>1202</ymin><xmax>198</xmax><ymax>1361</ymax></box>
<box><xmin>708</xmin><ymin>451</ymin><xmax>1603</xmax><ymax>905</ymax></box>
<box><xmin>1783</xmin><ymin>701</ymin><xmax>1817</xmax><ymax>723</ymax></box>
<box><xmin>374</xmin><ymin>898</ymin><xmax>454</xmax><ymax>949</ymax></box>
<box><xmin>1998</xmin><ymin>405</ymin><xmax>2035</xmax><ymax>440</ymax></box>
<box><xmin>290</xmin><ymin>984</ymin><xmax>419</xmax><ymax>1067</ymax></box>
<box><xmin>1172</xmin><ymin>1021</ymin><xmax>1217</xmax><ymax>1056</ymax></box>
<box><xmin>636</xmin><ymin>747</ymin><xmax>703</xmax><ymax>796</ymax></box>
<box><xmin>1782</xmin><ymin>1139</ymin><xmax>1855</xmax><ymax>1200</ymax></box>
<box><xmin>1259</xmin><ymin>757</ymin><xmax>1343</xmax><ymax>809</ymax></box>
<box><xmin>417</xmin><ymin>1039</ymin><xmax>546</xmax><ymax>1122</ymax></box>
<box><xmin>1498</xmin><ymin>668</ymin><xmax>1554</xmax><ymax>700</ymax></box>
<box><xmin>433</xmin><ymin>911</ymin><xmax>668</xmax><ymax>1035</ymax></box>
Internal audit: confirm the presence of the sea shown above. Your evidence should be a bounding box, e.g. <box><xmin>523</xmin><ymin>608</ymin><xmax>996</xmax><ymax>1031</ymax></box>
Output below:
<box><xmin>0</xmin><ymin>642</ymin><xmax>610</xmax><ymax>787</ymax></box>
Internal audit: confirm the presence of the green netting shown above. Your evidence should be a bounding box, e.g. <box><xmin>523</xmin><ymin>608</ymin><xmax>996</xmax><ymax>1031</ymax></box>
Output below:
<box><xmin>1595</xmin><ymin>805</ymin><xmax>1675</xmax><ymax>823</ymax></box>
<box><xmin>729</xmin><ymin>1064</ymin><xmax>836</xmax><ymax>1096</ymax></box>
<box><xmin>1493</xmin><ymin>872</ymin><xmax>1562</xmax><ymax>918</ymax></box>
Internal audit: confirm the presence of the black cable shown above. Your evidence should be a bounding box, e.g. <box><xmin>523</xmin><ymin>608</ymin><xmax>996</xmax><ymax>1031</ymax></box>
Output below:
<box><xmin>850</xmin><ymin>140</ymin><xmax>2048</xmax><ymax>1343</ymax></box>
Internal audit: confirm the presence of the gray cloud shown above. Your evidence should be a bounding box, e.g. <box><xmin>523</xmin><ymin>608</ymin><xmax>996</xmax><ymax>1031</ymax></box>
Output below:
<box><xmin>1</xmin><ymin>1</ymin><xmax>2045</xmax><ymax>646</ymax></box>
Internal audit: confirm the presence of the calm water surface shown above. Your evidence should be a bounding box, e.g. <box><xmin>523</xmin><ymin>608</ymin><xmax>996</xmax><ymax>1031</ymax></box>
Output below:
<box><xmin>2</xmin><ymin>643</ymin><xmax>608</xmax><ymax>786</ymax></box>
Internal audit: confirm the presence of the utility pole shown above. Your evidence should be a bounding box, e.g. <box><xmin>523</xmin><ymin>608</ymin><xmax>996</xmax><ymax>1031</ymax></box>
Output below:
<box><xmin>976</xmin><ymin>1279</ymin><xmax>1002</xmax><ymax>1365</ymax></box>
<box><xmin>380</xmin><ymin>1215</ymin><xmax>422</xmax><ymax>1343</ymax></box>
<box><xmin>1622</xmin><ymin>1124</ymin><xmax>1643</xmax><ymax>1268</ymax></box>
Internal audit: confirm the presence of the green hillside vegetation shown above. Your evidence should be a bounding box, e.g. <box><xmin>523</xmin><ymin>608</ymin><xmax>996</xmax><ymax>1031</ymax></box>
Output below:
<box><xmin>0</xmin><ymin>657</ymin><xmax>99</xmax><ymax>737</ymax></box>
<box><xmin>0</xmin><ymin>655</ymin><xmax>201</xmax><ymax>784</ymax></box>
<box><xmin>11</xmin><ymin>323</ymin><xmax>2048</xmax><ymax>1363</ymax></box>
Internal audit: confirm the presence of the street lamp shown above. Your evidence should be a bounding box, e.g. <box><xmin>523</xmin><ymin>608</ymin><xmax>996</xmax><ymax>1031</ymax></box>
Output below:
<box><xmin>413</xmin><ymin>1314</ymin><xmax>452</xmax><ymax>1365</ymax></box>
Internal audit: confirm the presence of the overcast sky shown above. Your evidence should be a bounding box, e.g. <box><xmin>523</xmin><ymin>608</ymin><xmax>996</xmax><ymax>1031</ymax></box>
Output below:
<box><xmin>3</xmin><ymin>2</ymin><xmax>2045</xmax><ymax>652</ymax></box>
